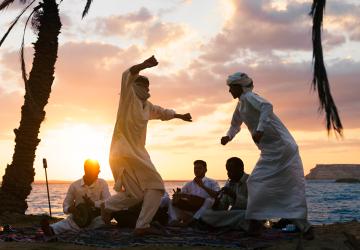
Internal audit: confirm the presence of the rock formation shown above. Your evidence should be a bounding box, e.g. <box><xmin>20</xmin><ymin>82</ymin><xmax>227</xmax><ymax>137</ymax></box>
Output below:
<box><xmin>306</xmin><ymin>164</ymin><xmax>360</xmax><ymax>180</ymax></box>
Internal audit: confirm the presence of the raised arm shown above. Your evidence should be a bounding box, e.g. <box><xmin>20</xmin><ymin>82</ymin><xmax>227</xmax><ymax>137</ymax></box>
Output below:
<box><xmin>120</xmin><ymin>55</ymin><xmax>159</xmax><ymax>96</ymax></box>
<box><xmin>129</xmin><ymin>55</ymin><xmax>158</xmax><ymax>75</ymax></box>
<box><xmin>221</xmin><ymin>102</ymin><xmax>243</xmax><ymax>145</ymax></box>
<box><xmin>117</xmin><ymin>56</ymin><xmax>159</xmax><ymax>123</ymax></box>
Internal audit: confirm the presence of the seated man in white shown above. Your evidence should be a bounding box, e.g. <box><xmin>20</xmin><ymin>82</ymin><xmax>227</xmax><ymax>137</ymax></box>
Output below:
<box><xmin>201</xmin><ymin>157</ymin><xmax>249</xmax><ymax>230</ymax></box>
<box><xmin>42</xmin><ymin>159</ymin><xmax>111</xmax><ymax>235</ymax></box>
<box><xmin>168</xmin><ymin>160</ymin><xmax>220</xmax><ymax>226</ymax></box>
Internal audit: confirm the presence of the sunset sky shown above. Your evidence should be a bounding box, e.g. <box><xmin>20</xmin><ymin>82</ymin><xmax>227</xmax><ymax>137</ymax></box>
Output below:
<box><xmin>0</xmin><ymin>0</ymin><xmax>359</xmax><ymax>182</ymax></box>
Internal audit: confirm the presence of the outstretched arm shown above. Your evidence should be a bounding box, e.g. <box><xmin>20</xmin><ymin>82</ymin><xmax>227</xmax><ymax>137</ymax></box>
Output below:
<box><xmin>221</xmin><ymin>102</ymin><xmax>242</xmax><ymax>145</ymax></box>
<box><xmin>129</xmin><ymin>55</ymin><xmax>158</xmax><ymax>75</ymax></box>
<box><xmin>174</xmin><ymin>113</ymin><xmax>192</xmax><ymax>122</ymax></box>
<box><xmin>149</xmin><ymin>103</ymin><xmax>192</xmax><ymax>122</ymax></box>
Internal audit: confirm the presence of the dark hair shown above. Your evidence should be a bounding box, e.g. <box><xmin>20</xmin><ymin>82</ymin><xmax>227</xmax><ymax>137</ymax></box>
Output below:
<box><xmin>226</xmin><ymin>157</ymin><xmax>244</xmax><ymax>171</ymax></box>
<box><xmin>193</xmin><ymin>160</ymin><xmax>207</xmax><ymax>168</ymax></box>
<box><xmin>135</xmin><ymin>75</ymin><xmax>149</xmax><ymax>85</ymax></box>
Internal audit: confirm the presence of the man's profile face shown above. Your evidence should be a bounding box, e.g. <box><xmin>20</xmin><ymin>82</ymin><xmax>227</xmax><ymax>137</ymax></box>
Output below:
<box><xmin>229</xmin><ymin>85</ymin><xmax>243</xmax><ymax>99</ymax></box>
<box><xmin>226</xmin><ymin>164</ymin><xmax>243</xmax><ymax>182</ymax></box>
<box><xmin>136</xmin><ymin>81</ymin><xmax>150</xmax><ymax>93</ymax></box>
<box><xmin>194</xmin><ymin>163</ymin><xmax>206</xmax><ymax>178</ymax></box>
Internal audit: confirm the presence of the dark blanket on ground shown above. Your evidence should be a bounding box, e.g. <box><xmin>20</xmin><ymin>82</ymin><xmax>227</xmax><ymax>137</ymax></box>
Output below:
<box><xmin>0</xmin><ymin>225</ymin><xmax>299</xmax><ymax>249</ymax></box>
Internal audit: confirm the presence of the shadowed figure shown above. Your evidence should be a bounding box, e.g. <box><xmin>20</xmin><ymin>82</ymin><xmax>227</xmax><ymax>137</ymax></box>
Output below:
<box><xmin>102</xmin><ymin>55</ymin><xmax>192</xmax><ymax>236</ymax></box>
<box><xmin>200</xmin><ymin>157</ymin><xmax>249</xmax><ymax>230</ymax></box>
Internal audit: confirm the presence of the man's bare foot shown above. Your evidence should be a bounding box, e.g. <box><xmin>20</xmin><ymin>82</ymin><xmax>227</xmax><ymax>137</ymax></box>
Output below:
<box><xmin>133</xmin><ymin>226</ymin><xmax>166</xmax><ymax>237</ymax></box>
<box><xmin>100</xmin><ymin>203</ymin><xmax>112</xmax><ymax>225</ymax></box>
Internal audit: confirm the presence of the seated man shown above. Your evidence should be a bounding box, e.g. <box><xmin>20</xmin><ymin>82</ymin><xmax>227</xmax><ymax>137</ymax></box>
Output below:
<box><xmin>42</xmin><ymin>159</ymin><xmax>111</xmax><ymax>235</ymax></box>
<box><xmin>168</xmin><ymin>160</ymin><xmax>220</xmax><ymax>226</ymax></box>
<box><xmin>200</xmin><ymin>157</ymin><xmax>249</xmax><ymax>230</ymax></box>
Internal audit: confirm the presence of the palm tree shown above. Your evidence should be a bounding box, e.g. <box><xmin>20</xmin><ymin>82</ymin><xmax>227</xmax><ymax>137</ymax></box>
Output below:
<box><xmin>0</xmin><ymin>0</ymin><xmax>93</xmax><ymax>214</ymax></box>
<box><xmin>310</xmin><ymin>0</ymin><xmax>343</xmax><ymax>136</ymax></box>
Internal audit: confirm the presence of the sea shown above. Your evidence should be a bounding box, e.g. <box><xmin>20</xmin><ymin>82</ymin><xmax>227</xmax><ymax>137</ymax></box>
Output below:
<box><xmin>26</xmin><ymin>180</ymin><xmax>360</xmax><ymax>225</ymax></box>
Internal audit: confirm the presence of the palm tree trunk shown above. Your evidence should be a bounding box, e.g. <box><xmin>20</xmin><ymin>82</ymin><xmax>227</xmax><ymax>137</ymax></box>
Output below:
<box><xmin>0</xmin><ymin>0</ymin><xmax>61</xmax><ymax>214</ymax></box>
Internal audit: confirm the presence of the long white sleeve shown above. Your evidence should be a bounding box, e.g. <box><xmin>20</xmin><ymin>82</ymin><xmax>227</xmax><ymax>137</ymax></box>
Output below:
<box><xmin>149</xmin><ymin>103</ymin><xmax>175</xmax><ymax>121</ymax></box>
<box><xmin>226</xmin><ymin>102</ymin><xmax>243</xmax><ymax>140</ymax></box>
<box><xmin>245</xmin><ymin>93</ymin><xmax>273</xmax><ymax>132</ymax></box>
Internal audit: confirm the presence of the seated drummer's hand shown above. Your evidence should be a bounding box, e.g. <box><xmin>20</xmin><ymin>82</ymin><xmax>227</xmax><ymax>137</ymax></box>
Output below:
<box><xmin>83</xmin><ymin>194</ymin><xmax>95</xmax><ymax>207</ymax></box>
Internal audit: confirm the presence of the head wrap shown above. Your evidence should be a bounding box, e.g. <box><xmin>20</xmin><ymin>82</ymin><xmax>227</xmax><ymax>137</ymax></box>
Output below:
<box><xmin>226</xmin><ymin>72</ymin><xmax>254</xmax><ymax>93</ymax></box>
<box><xmin>134</xmin><ymin>75</ymin><xmax>150</xmax><ymax>101</ymax></box>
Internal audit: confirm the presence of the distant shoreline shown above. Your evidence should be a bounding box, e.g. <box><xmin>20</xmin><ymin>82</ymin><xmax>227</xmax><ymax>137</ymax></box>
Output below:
<box><xmin>31</xmin><ymin>180</ymin><xmax>228</xmax><ymax>184</ymax></box>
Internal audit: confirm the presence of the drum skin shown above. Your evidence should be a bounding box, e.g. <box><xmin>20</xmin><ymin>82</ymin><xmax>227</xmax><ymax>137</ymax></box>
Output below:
<box><xmin>172</xmin><ymin>193</ymin><xmax>205</xmax><ymax>212</ymax></box>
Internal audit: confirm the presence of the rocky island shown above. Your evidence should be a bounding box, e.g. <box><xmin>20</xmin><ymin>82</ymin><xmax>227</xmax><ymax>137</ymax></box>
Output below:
<box><xmin>306</xmin><ymin>164</ymin><xmax>360</xmax><ymax>180</ymax></box>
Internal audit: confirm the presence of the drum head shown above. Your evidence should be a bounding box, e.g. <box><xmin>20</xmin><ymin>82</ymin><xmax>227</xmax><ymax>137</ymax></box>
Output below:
<box><xmin>73</xmin><ymin>203</ymin><xmax>92</xmax><ymax>228</ymax></box>
<box><xmin>172</xmin><ymin>193</ymin><xmax>205</xmax><ymax>212</ymax></box>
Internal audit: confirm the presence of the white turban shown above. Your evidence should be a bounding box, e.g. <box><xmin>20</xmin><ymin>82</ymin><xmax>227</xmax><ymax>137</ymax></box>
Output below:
<box><xmin>226</xmin><ymin>72</ymin><xmax>254</xmax><ymax>93</ymax></box>
<box><xmin>226</xmin><ymin>72</ymin><xmax>253</xmax><ymax>86</ymax></box>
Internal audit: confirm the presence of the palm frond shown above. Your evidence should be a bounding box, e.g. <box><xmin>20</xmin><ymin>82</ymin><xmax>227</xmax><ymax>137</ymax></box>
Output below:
<box><xmin>81</xmin><ymin>0</ymin><xmax>93</xmax><ymax>18</ymax></box>
<box><xmin>20</xmin><ymin>4</ymin><xmax>40</xmax><ymax>86</ymax></box>
<box><xmin>0</xmin><ymin>0</ymin><xmax>36</xmax><ymax>47</ymax></box>
<box><xmin>0</xmin><ymin>0</ymin><xmax>16</xmax><ymax>11</ymax></box>
<box><xmin>310</xmin><ymin>0</ymin><xmax>343</xmax><ymax>136</ymax></box>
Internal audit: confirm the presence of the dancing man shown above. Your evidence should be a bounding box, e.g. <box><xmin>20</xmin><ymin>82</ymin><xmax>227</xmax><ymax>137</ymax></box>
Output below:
<box><xmin>221</xmin><ymin>72</ymin><xmax>313</xmax><ymax>239</ymax></box>
<box><xmin>103</xmin><ymin>55</ymin><xmax>192</xmax><ymax>236</ymax></box>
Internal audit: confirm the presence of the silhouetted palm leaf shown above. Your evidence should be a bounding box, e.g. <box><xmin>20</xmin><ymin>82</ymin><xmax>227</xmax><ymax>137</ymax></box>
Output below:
<box><xmin>0</xmin><ymin>0</ymin><xmax>36</xmax><ymax>46</ymax></box>
<box><xmin>310</xmin><ymin>0</ymin><xmax>343</xmax><ymax>136</ymax></box>
<box><xmin>0</xmin><ymin>0</ymin><xmax>16</xmax><ymax>10</ymax></box>
<box><xmin>82</xmin><ymin>0</ymin><xmax>93</xmax><ymax>18</ymax></box>
<box><xmin>21</xmin><ymin>5</ymin><xmax>40</xmax><ymax>89</ymax></box>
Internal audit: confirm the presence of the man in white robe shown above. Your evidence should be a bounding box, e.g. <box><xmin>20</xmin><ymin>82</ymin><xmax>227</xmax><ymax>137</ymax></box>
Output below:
<box><xmin>42</xmin><ymin>159</ymin><xmax>111</xmax><ymax>235</ymax></box>
<box><xmin>168</xmin><ymin>160</ymin><xmax>220</xmax><ymax>226</ymax></box>
<box><xmin>221</xmin><ymin>72</ymin><xmax>313</xmax><ymax>239</ymax></box>
<box><xmin>103</xmin><ymin>55</ymin><xmax>192</xmax><ymax>236</ymax></box>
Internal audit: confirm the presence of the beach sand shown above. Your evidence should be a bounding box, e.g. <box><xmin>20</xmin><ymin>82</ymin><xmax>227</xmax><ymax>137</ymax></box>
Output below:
<box><xmin>1</xmin><ymin>213</ymin><xmax>359</xmax><ymax>250</ymax></box>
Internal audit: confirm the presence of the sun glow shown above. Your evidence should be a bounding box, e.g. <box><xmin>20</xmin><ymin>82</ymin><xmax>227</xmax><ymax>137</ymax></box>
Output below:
<box><xmin>34</xmin><ymin>123</ymin><xmax>114</xmax><ymax>181</ymax></box>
